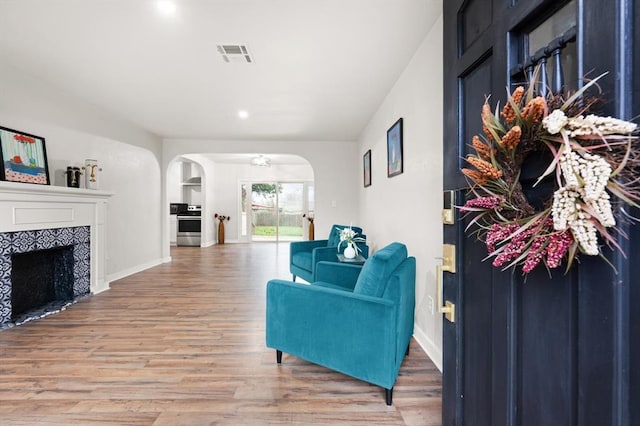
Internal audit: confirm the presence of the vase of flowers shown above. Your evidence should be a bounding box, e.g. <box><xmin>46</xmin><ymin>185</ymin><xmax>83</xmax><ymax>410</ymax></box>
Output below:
<box><xmin>303</xmin><ymin>213</ymin><xmax>314</xmax><ymax>240</ymax></box>
<box><xmin>338</xmin><ymin>225</ymin><xmax>365</xmax><ymax>259</ymax></box>
<box><xmin>214</xmin><ymin>213</ymin><xmax>230</xmax><ymax>244</ymax></box>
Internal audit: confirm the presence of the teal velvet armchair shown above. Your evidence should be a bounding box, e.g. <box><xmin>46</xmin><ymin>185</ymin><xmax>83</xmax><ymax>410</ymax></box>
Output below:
<box><xmin>289</xmin><ymin>224</ymin><xmax>369</xmax><ymax>282</ymax></box>
<box><xmin>267</xmin><ymin>242</ymin><xmax>416</xmax><ymax>405</ymax></box>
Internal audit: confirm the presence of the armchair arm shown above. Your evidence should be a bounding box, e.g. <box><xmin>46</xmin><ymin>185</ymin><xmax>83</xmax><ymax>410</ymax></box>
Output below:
<box><xmin>314</xmin><ymin>261</ymin><xmax>362</xmax><ymax>290</ymax></box>
<box><xmin>290</xmin><ymin>239</ymin><xmax>328</xmax><ymax>253</ymax></box>
<box><xmin>290</xmin><ymin>239</ymin><xmax>328</xmax><ymax>263</ymax></box>
<box><xmin>266</xmin><ymin>279</ymin><xmax>398</xmax><ymax>389</ymax></box>
<box><xmin>312</xmin><ymin>246</ymin><xmax>342</xmax><ymax>263</ymax></box>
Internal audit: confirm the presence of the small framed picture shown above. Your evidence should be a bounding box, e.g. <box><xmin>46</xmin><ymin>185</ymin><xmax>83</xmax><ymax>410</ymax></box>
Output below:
<box><xmin>0</xmin><ymin>126</ymin><xmax>50</xmax><ymax>185</ymax></box>
<box><xmin>363</xmin><ymin>149</ymin><xmax>371</xmax><ymax>187</ymax></box>
<box><xmin>387</xmin><ymin>118</ymin><xmax>403</xmax><ymax>178</ymax></box>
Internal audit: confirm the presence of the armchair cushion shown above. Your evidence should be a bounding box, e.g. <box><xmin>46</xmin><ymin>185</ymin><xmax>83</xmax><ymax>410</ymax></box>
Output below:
<box><xmin>354</xmin><ymin>242</ymin><xmax>407</xmax><ymax>297</ymax></box>
<box><xmin>314</xmin><ymin>261</ymin><xmax>362</xmax><ymax>291</ymax></box>
<box><xmin>291</xmin><ymin>251</ymin><xmax>313</xmax><ymax>272</ymax></box>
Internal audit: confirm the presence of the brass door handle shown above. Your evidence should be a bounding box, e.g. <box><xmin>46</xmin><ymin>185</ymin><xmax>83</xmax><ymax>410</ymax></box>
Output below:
<box><xmin>436</xmin><ymin>244</ymin><xmax>456</xmax><ymax>323</ymax></box>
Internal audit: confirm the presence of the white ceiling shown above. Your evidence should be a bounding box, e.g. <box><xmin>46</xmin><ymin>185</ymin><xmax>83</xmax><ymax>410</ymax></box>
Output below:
<box><xmin>0</xmin><ymin>0</ymin><xmax>441</xmax><ymax>142</ymax></box>
<box><xmin>199</xmin><ymin>153</ymin><xmax>309</xmax><ymax>165</ymax></box>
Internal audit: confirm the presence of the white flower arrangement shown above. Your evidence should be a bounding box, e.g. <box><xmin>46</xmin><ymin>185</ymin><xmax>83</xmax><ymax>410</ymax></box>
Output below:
<box><xmin>337</xmin><ymin>225</ymin><xmax>365</xmax><ymax>255</ymax></box>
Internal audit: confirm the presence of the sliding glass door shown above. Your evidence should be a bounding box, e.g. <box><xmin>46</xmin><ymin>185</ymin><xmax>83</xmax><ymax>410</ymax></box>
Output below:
<box><xmin>240</xmin><ymin>181</ymin><xmax>311</xmax><ymax>242</ymax></box>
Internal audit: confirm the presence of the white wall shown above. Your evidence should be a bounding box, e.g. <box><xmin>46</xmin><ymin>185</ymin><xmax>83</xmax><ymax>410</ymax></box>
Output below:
<box><xmin>162</xmin><ymin>140</ymin><xmax>359</xmax><ymax>262</ymax></box>
<box><xmin>166</xmin><ymin>160</ymin><xmax>183</xmax><ymax>204</ymax></box>
<box><xmin>0</xmin><ymin>63</ymin><xmax>161</xmax><ymax>156</ymax></box>
<box><xmin>0</xmin><ymin>63</ymin><xmax>165</xmax><ymax>283</ymax></box>
<box><xmin>357</xmin><ymin>14</ymin><xmax>444</xmax><ymax>370</ymax></box>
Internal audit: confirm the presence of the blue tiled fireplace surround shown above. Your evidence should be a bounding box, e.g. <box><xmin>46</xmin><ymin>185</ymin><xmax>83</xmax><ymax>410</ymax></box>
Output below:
<box><xmin>0</xmin><ymin>226</ymin><xmax>90</xmax><ymax>328</ymax></box>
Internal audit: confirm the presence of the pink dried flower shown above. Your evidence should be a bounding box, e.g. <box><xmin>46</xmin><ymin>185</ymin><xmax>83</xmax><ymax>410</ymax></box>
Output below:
<box><xmin>522</xmin><ymin>236</ymin><xmax>549</xmax><ymax>273</ymax></box>
<box><xmin>492</xmin><ymin>239</ymin><xmax>527</xmax><ymax>267</ymax></box>
<box><xmin>545</xmin><ymin>231</ymin><xmax>573</xmax><ymax>268</ymax></box>
<box><xmin>485</xmin><ymin>223</ymin><xmax>519</xmax><ymax>253</ymax></box>
<box><xmin>487</xmin><ymin>217</ymin><xmax>554</xmax><ymax>271</ymax></box>
<box><xmin>462</xmin><ymin>196</ymin><xmax>504</xmax><ymax>210</ymax></box>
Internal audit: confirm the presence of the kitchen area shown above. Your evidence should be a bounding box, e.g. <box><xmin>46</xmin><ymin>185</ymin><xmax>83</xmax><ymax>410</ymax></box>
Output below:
<box><xmin>168</xmin><ymin>159</ymin><xmax>203</xmax><ymax>247</ymax></box>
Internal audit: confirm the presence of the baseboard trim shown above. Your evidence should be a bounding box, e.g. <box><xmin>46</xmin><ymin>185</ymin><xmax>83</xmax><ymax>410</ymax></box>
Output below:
<box><xmin>413</xmin><ymin>324</ymin><xmax>443</xmax><ymax>372</ymax></box>
<box><xmin>92</xmin><ymin>280</ymin><xmax>110</xmax><ymax>295</ymax></box>
<box><xmin>107</xmin><ymin>257</ymin><xmax>165</xmax><ymax>284</ymax></box>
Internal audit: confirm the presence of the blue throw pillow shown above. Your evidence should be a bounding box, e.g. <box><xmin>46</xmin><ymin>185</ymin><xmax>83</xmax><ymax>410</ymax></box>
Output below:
<box><xmin>353</xmin><ymin>242</ymin><xmax>407</xmax><ymax>297</ymax></box>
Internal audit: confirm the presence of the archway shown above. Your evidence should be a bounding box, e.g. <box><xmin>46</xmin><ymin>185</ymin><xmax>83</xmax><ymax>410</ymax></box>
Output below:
<box><xmin>164</xmin><ymin>153</ymin><xmax>314</xmax><ymax>251</ymax></box>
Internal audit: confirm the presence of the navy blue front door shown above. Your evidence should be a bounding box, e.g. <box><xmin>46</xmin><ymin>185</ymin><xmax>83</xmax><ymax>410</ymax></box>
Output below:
<box><xmin>442</xmin><ymin>1</ymin><xmax>639</xmax><ymax>424</ymax></box>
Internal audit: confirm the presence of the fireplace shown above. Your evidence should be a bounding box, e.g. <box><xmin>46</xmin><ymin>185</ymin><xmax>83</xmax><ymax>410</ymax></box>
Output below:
<box><xmin>0</xmin><ymin>181</ymin><xmax>111</xmax><ymax>329</ymax></box>
<box><xmin>0</xmin><ymin>226</ymin><xmax>91</xmax><ymax>328</ymax></box>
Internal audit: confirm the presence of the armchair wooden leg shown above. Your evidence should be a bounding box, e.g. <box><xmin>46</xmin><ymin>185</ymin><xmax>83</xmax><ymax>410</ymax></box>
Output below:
<box><xmin>292</xmin><ymin>275</ymin><xmax>296</xmax><ymax>282</ymax></box>
<box><xmin>385</xmin><ymin>387</ymin><xmax>393</xmax><ymax>405</ymax></box>
<box><xmin>406</xmin><ymin>344</ymin><xmax>410</xmax><ymax>356</ymax></box>
<box><xmin>276</xmin><ymin>350</ymin><xmax>282</xmax><ymax>364</ymax></box>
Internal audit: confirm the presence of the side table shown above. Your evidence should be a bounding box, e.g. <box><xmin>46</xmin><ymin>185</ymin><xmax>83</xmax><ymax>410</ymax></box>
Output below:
<box><xmin>336</xmin><ymin>254</ymin><xmax>366</xmax><ymax>264</ymax></box>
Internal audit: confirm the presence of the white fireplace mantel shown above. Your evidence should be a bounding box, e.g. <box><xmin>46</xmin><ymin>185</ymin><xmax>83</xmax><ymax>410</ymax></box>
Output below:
<box><xmin>0</xmin><ymin>181</ymin><xmax>113</xmax><ymax>294</ymax></box>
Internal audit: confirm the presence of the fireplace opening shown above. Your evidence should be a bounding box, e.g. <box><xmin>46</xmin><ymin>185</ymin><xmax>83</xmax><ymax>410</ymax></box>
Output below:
<box><xmin>11</xmin><ymin>245</ymin><xmax>74</xmax><ymax>321</ymax></box>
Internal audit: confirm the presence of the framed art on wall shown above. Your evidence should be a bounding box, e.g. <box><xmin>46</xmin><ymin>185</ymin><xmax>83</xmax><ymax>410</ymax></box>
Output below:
<box><xmin>387</xmin><ymin>118</ymin><xmax>403</xmax><ymax>177</ymax></box>
<box><xmin>0</xmin><ymin>126</ymin><xmax>50</xmax><ymax>185</ymax></box>
<box><xmin>363</xmin><ymin>149</ymin><xmax>371</xmax><ymax>187</ymax></box>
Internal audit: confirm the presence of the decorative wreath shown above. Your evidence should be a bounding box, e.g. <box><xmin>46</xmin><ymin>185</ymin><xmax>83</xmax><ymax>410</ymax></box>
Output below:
<box><xmin>460</xmin><ymin>69</ymin><xmax>639</xmax><ymax>274</ymax></box>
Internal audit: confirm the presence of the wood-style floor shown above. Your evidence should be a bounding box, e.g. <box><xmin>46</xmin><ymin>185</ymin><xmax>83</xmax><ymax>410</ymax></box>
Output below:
<box><xmin>0</xmin><ymin>243</ymin><xmax>442</xmax><ymax>425</ymax></box>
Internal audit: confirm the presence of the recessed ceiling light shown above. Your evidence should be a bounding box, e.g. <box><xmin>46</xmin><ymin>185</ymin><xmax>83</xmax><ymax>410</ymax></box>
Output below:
<box><xmin>238</xmin><ymin>110</ymin><xmax>249</xmax><ymax>120</ymax></box>
<box><xmin>156</xmin><ymin>0</ymin><xmax>177</xmax><ymax>16</ymax></box>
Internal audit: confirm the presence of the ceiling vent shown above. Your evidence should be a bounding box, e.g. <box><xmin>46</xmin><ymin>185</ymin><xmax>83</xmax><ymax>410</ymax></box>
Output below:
<box><xmin>216</xmin><ymin>44</ymin><xmax>253</xmax><ymax>63</ymax></box>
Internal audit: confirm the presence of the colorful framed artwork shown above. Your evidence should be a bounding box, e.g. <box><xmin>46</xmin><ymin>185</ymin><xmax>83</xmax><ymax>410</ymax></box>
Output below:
<box><xmin>363</xmin><ymin>149</ymin><xmax>371</xmax><ymax>187</ymax></box>
<box><xmin>387</xmin><ymin>118</ymin><xmax>403</xmax><ymax>178</ymax></box>
<box><xmin>0</xmin><ymin>126</ymin><xmax>50</xmax><ymax>185</ymax></box>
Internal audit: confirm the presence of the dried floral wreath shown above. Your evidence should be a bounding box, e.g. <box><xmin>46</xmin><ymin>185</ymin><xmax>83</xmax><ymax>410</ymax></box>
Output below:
<box><xmin>460</xmin><ymin>70</ymin><xmax>639</xmax><ymax>274</ymax></box>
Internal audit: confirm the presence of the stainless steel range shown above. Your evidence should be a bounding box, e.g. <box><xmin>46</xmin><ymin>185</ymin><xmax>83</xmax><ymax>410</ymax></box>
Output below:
<box><xmin>176</xmin><ymin>205</ymin><xmax>201</xmax><ymax>246</ymax></box>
